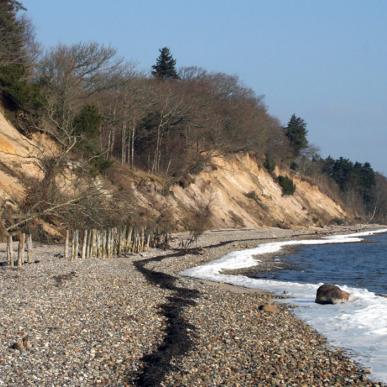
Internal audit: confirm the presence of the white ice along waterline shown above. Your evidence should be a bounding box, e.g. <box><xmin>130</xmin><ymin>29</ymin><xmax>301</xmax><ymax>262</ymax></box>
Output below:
<box><xmin>181</xmin><ymin>228</ymin><xmax>387</xmax><ymax>383</ymax></box>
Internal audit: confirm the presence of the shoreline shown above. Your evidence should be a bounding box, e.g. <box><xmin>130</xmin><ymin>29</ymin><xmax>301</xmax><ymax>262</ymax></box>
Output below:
<box><xmin>152</xmin><ymin>224</ymin><xmax>387</xmax><ymax>385</ymax></box>
<box><xmin>0</xmin><ymin>224</ymin><xmax>385</xmax><ymax>385</ymax></box>
<box><xmin>179</xmin><ymin>224</ymin><xmax>387</xmax><ymax>286</ymax></box>
<box><xmin>174</xmin><ymin>225</ymin><xmax>387</xmax><ymax>385</ymax></box>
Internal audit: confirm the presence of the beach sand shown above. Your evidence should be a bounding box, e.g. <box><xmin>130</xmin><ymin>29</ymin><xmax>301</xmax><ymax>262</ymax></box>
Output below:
<box><xmin>0</xmin><ymin>224</ymin><xmax>385</xmax><ymax>386</ymax></box>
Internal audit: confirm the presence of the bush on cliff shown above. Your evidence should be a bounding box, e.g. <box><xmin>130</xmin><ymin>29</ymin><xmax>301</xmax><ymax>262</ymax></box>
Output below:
<box><xmin>277</xmin><ymin>175</ymin><xmax>296</xmax><ymax>196</ymax></box>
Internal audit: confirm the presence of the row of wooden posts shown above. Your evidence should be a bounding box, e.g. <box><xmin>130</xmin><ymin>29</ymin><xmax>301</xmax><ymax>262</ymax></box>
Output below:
<box><xmin>64</xmin><ymin>226</ymin><xmax>158</xmax><ymax>260</ymax></box>
<box><xmin>5</xmin><ymin>226</ymin><xmax>165</xmax><ymax>268</ymax></box>
<box><xmin>6</xmin><ymin>233</ymin><xmax>33</xmax><ymax>268</ymax></box>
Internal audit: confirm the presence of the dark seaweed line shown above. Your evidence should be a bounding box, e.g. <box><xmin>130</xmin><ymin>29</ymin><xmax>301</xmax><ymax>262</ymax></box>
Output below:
<box><xmin>130</xmin><ymin>237</ymin><xmax>292</xmax><ymax>386</ymax></box>
<box><xmin>131</xmin><ymin>249</ymin><xmax>200</xmax><ymax>386</ymax></box>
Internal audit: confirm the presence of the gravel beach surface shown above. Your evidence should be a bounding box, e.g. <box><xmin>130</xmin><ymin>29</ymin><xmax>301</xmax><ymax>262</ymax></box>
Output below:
<box><xmin>0</xmin><ymin>225</ymin><xmax>385</xmax><ymax>386</ymax></box>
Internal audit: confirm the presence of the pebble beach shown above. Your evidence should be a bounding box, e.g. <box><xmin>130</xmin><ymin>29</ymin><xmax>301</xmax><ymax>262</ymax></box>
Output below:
<box><xmin>0</xmin><ymin>225</ymin><xmax>385</xmax><ymax>386</ymax></box>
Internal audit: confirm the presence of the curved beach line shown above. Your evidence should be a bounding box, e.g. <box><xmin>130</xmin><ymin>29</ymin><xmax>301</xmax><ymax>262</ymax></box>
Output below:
<box><xmin>181</xmin><ymin>228</ymin><xmax>387</xmax><ymax>383</ymax></box>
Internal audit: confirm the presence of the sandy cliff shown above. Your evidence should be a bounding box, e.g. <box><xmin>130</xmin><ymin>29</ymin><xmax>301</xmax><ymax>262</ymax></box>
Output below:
<box><xmin>133</xmin><ymin>153</ymin><xmax>347</xmax><ymax>229</ymax></box>
<box><xmin>0</xmin><ymin>110</ymin><xmax>347</xmax><ymax>230</ymax></box>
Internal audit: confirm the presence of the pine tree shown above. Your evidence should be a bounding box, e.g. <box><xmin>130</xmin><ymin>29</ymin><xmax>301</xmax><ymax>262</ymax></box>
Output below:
<box><xmin>0</xmin><ymin>0</ymin><xmax>42</xmax><ymax>112</ymax></box>
<box><xmin>0</xmin><ymin>0</ymin><xmax>26</xmax><ymax>66</ymax></box>
<box><xmin>151</xmin><ymin>47</ymin><xmax>178</xmax><ymax>80</ymax></box>
<box><xmin>285</xmin><ymin>114</ymin><xmax>308</xmax><ymax>156</ymax></box>
<box><xmin>73</xmin><ymin>105</ymin><xmax>101</xmax><ymax>137</ymax></box>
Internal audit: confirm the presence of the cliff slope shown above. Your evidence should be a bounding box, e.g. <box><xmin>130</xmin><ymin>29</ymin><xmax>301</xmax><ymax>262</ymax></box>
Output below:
<box><xmin>133</xmin><ymin>153</ymin><xmax>347</xmax><ymax>229</ymax></box>
<box><xmin>0</xmin><ymin>110</ymin><xmax>347</xmax><ymax>230</ymax></box>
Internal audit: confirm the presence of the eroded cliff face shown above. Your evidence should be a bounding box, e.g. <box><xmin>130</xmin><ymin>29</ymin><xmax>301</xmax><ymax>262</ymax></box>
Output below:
<box><xmin>134</xmin><ymin>153</ymin><xmax>347</xmax><ymax>229</ymax></box>
<box><xmin>0</xmin><ymin>110</ymin><xmax>347</xmax><ymax>231</ymax></box>
<box><xmin>0</xmin><ymin>110</ymin><xmax>45</xmax><ymax>202</ymax></box>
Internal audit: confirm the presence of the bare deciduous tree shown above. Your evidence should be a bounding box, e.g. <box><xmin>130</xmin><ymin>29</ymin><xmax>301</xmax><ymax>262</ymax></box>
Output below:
<box><xmin>36</xmin><ymin>42</ymin><xmax>125</xmax><ymax>144</ymax></box>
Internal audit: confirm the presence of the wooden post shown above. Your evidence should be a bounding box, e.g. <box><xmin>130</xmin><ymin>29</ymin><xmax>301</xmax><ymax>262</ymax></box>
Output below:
<box><xmin>113</xmin><ymin>227</ymin><xmax>118</xmax><ymax>256</ymax></box>
<box><xmin>26</xmin><ymin>234</ymin><xmax>33</xmax><ymax>263</ymax></box>
<box><xmin>122</xmin><ymin>226</ymin><xmax>127</xmax><ymax>254</ymax></box>
<box><xmin>101</xmin><ymin>230</ymin><xmax>105</xmax><ymax>258</ymax></box>
<box><xmin>65</xmin><ymin>230</ymin><xmax>70</xmax><ymax>260</ymax></box>
<box><xmin>127</xmin><ymin>226</ymin><xmax>133</xmax><ymax>253</ymax></box>
<box><xmin>71</xmin><ymin>231</ymin><xmax>75</xmax><ymax>260</ymax></box>
<box><xmin>110</xmin><ymin>228</ymin><xmax>114</xmax><ymax>258</ymax></box>
<box><xmin>74</xmin><ymin>230</ymin><xmax>79</xmax><ymax>259</ymax></box>
<box><xmin>87</xmin><ymin>228</ymin><xmax>96</xmax><ymax>258</ymax></box>
<box><xmin>110</xmin><ymin>228</ymin><xmax>115</xmax><ymax>257</ymax></box>
<box><xmin>108</xmin><ymin>228</ymin><xmax>113</xmax><ymax>258</ymax></box>
<box><xmin>123</xmin><ymin>225</ymin><xmax>129</xmax><ymax>253</ymax></box>
<box><xmin>84</xmin><ymin>229</ymin><xmax>89</xmax><ymax>258</ymax></box>
<box><xmin>91</xmin><ymin>229</ymin><xmax>96</xmax><ymax>258</ymax></box>
<box><xmin>140</xmin><ymin>228</ymin><xmax>145</xmax><ymax>252</ymax></box>
<box><xmin>17</xmin><ymin>232</ymin><xmax>25</xmax><ymax>267</ymax></box>
<box><xmin>105</xmin><ymin>229</ymin><xmax>109</xmax><ymax>258</ymax></box>
<box><xmin>104</xmin><ymin>230</ymin><xmax>108</xmax><ymax>258</ymax></box>
<box><xmin>7</xmin><ymin>235</ymin><xmax>13</xmax><ymax>267</ymax></box>
<box><xmin>75</xmin><ymin>230</ymin><xmax>79</xmax><ymax>259</ymax></box>
<box><xmin>117</xmin><ymin>227</ymin><xmax>123</xmax><ymax>256</ymax></box>
<box><xmin>146</xmin><ymin>232</ymin><xmax>151</xmax><ymax>250</ymax></box>
<box><xmin>87</xmin><ymin>229</ymin><xmax>92</xmax><ymax>258</ymax></box>
<box><xmin>96</xmin><ymin>230</ymin><xmax>101</xmax><ymax>258</ymax></box>
<box><xmin>106</xmin><ymin>229</ymin><xmax>110</xmax><ymax>259</ymax></box>
<box><xmin>122</xmin><ymin>225</ymin><xmax>127</xmax><ymax>253</ymax></box>
<box><xmin>133</xmin><ymin>230</ymin><xmax>138</xmax><ymax>253</ymax></box>
<box><xmin>81</xmin><ymin>230</ymin><xmax>88</xmax><ymax>259</ymax></box>
<box><xmin>86</xmin><ymin>229</ymin><xmax>90</xmax><ymax>258</ymax></box>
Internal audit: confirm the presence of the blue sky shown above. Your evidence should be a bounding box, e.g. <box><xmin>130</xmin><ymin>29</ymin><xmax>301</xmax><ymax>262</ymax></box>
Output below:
<box><xmin>23</xmin><ymin>0</ymin><xmax>387</xmax><ymax>174</ymax></box>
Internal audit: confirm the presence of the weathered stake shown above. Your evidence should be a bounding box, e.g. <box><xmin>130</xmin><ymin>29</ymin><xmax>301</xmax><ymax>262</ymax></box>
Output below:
<box><xmin>7</xmin><ymin>235</ymin><xmax>13</xmax><ymax>267</ymax></box>
<box><xmin>17</xmin><ymin>232</ymin><xmax>25</xmax><ymax>267</ymax></box>
<box><xmin>27</xmin><ymin>234</ymin><xmax>33</xmax><ymax>263</ymax></box>
<box><xmin>65</xmin><ymin>230</ymin><xmax>70</xmax><ymax>259</ymax></box>
<box><xmin>81</xmin><ymin>230</ymin><xmax>88</xmax><ymax>259</ymax></box>
<box><xmin>74</xmin><ymin>230</ymin><xmax>79</xmax><ymax>259</ymax></box>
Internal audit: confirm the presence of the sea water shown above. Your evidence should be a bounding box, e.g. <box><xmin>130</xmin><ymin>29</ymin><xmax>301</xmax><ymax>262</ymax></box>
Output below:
<box><xmin>249</xmin><ymin>232</ymin><xmax>387</xmax><ymax>295</ymax></box>
<box><xmin>181</xmin><ymin>229</ymin><xmax>387</xmax><ymax>383</ymax></box>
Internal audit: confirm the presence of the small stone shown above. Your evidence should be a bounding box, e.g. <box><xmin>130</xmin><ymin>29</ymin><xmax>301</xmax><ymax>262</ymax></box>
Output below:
<box><xmin>22</xmin><ymin>335</ymin><xmax>31</xmax><ymax>350</ymax></box>
<box><xmin>10</xmin><ymin>339</ymin><xmax>24</xmax><ymax>351</ymax></box>
<box><xmin>258</xmin><ymin>304</ymin><xmax>279</xmax><ymax>313</ymax></box>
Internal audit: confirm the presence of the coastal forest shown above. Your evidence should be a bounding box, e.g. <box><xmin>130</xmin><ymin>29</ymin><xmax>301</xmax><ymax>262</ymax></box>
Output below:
<box><xmin>0</xmin><ymin>0</ymin><xmax>386</xmax><ymax>237</ymax></box>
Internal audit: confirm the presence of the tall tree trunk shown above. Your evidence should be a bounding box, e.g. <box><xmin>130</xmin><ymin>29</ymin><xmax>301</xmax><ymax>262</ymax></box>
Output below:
<box><xmin>107</xmin><ymin>129</ymin><xmax>112</xmax><ymax>160</ymax></box>
<box><xmin>166</xmin><ymin>159</ymin><xmax>172</xmax><ymax>175</ymax></box>
<box><xmin>121</xmin><ymin>123</ymin><xmax>126</xmax><ymax>165</ymax></box>
<box><xmin>131</xmin><ymin>125</ymin><xmax>136</xmax><ymax>168</ymax></box>
<box><xmin>152</xmin><ymin>123</ymin><xmax>162</xmax><ymax>173</ymax></box>
<box><xmin>110</xmin><ymin>129</ymin><xmax>115</xmax><ymax>159</ymax></box>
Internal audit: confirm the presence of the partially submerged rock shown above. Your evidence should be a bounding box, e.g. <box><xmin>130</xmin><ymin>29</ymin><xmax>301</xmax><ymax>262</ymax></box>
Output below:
<box><xmin>315</xmin><ymin>284</ymin><xmax>350</xmax><ymax>305</ymax></box>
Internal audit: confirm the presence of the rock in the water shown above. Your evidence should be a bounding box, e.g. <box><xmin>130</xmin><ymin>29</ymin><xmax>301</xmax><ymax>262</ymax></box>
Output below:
<box><xmin>315</xmin><ymin>284</ymin><xmax>350</xmax><ymax>305</ymax></box>
<box><xmin>258</xmin><ymin>303</ymin><xmax>279</xmax><ymax>313</ymax></box>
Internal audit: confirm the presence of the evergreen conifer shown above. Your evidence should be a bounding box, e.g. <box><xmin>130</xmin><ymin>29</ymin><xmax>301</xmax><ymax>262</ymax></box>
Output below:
<box><xmin>151</xmin><ymin>47</ymin><xmax>178</xmax><ymax>80</ymax></box>
<box><xmin>285</xmin><ymin>114</ymin><xmax>308</xmax><ymax>156</ymax></box>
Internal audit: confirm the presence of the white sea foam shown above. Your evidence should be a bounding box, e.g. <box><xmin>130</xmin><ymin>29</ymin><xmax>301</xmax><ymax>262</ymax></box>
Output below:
<box><xmin>181</xmin><ymin>228</ymin><xmax>387</xmax><ymax>382</ymax></box>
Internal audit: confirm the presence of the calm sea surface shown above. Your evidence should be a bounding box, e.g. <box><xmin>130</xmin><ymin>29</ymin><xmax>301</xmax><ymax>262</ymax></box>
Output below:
<box><xmin>248</xmin><ymin>232</ymin><xmax>387</xmax><ymax>294</ymax></box>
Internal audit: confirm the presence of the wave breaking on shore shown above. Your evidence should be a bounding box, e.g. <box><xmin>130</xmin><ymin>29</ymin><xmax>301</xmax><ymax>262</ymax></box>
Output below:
<box><xmin>181</xmin><ymin>228</ymin><xmax>387</xmax><ymax>383</ymax></box>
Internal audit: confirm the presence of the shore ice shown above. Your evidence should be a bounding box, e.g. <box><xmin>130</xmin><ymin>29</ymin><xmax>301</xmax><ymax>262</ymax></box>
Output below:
<box><xmin>181</xmin><ymin>228</ymin><xmax>387</xmax><ymax>383</ymax></box>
